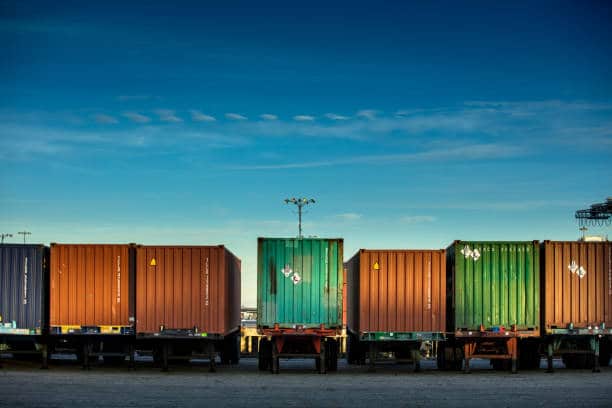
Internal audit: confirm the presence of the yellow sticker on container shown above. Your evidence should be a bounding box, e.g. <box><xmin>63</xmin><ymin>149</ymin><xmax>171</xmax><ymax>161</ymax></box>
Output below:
<box><xmin>150</xmin><ymin>258</ymin><xmax>157</xmax><ymax>266</ymax></box>
<box><xmin>373</xmin><ymin>262</ymin><xmax>380</xmax><ymax>270</ymax></box>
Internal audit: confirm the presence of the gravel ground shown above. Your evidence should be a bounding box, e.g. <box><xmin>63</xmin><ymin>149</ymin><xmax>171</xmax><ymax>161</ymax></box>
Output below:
<box><xmin>0</xmin><ymin>357</ymin><xmax>611</xmax><ymax>407</ymax></box>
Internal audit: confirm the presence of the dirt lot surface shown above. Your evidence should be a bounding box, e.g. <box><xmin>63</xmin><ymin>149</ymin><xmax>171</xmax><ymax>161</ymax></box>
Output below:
<box><xmin>1</xmin><ymin>357</ymin><xmax>611</xmax><ymax>407</ymax></box>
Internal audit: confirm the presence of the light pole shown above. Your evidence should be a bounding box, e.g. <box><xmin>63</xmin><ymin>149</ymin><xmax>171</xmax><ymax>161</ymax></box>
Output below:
<box><xmin>1</xmin><ymin>233</ymin><xmax>12</xmax><ymax>244</ymax></box>
<box><xmin>17</xmin><ymin>231</ymin><xmax>31</xmax><ymax>244</ymax></box>
<box><xmin>284</xmin><ymin>197</ymin><xmax>315</xmax><ymax>238</ymax></box>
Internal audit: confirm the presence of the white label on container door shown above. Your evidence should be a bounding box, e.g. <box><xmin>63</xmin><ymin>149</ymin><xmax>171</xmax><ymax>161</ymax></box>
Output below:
<box><xmin>116</xmin><ymin>256</ymin><xmax>121</xmax><ymax>303</ymax></box>
<box><xmin>282</xmin><ymin>265</ymin><xmax>293</xmax><ymax>277</ymax></box>
<box><xmin>23</xmin><ymin>257</ymin><xmax>28</xmax><ymax>305</ymax></box>
<box><xmin>205</xmin><ymin>257</ymin><xmax>210</xmax><ymax>307</ymax></box>
<box><xmin>292</xmin><ymin>272</ymin><xmax>302</xmax><ymax>285</ymax></box>
<box><xmin>568</xmin><ymin>260</ymin><xmax>578</xmax><ymax>274</ymax></box>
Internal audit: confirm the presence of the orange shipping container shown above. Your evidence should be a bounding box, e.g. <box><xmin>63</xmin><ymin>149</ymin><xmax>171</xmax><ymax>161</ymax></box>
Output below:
<box><xmin>135</xmin><ymin>246</ymin><xmax>241</xmax><ymax>336</ymax></box>
<box><xmin>542</xmin><ymin>241</ymin><xmax>612</xmax><ymax>332</ymax></box>
<box><xmin>50</xmin><ymin>244</ymin><xmax>134</xmax><ymax>333</ymax></box>
<box><xmin>347</xmin><ymin>249</ymin><xmax>446</xmax><ymax>335</ymax></box>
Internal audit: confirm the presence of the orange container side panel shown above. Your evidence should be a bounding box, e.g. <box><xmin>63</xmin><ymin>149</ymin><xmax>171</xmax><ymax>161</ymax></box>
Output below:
<box><xmin>542</xmin><ymin>241</ymin><xmax>612</xmax><ymax>331</ymax></box>
<box><xmin>135</xmin><ymin>246</ymin><xmax>240</xmax><ymax>336</ymax></box>
<box><xmin>50</xmin><ymin>244</ymin><xmax>133</xmax><ymax>328</ymax></box>
<box><xmin>347</xmin><ymin>249</ymin><xmax>446</xmax><ymax>334</ymax></box>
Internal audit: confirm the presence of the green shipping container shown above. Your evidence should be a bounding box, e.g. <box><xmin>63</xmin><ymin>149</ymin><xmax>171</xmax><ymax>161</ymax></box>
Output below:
<box><xmin>447</xmin><ymin>241</ymin><xmax>540</xmax><ymax>332</ymax></box>
<box><xmin>257</xmin><ymin>238</ymin><xmax>343</xmax><ymax>329</ymax></box>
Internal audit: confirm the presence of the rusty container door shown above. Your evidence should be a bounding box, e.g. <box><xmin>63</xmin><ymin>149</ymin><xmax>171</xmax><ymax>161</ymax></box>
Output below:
<box><xmin>135</xmin><ymin>246</ymin><xmax>241</xmax><ymax>336</ymax></box>
<box><xmin>257</xmin><ymin>238</ymin><xmax>343</xmax><ymax>329</ymax></box>
<box><xmin>50</xmin><ymin>244</ymin><xmax>133</xmax><ymax>330</ymax></box>
<box><xmin>448</xmin><ymin>241</ymin><xmax>540</xmax><ymax>332</ymax></box>
<box><xmin>346</xmin><ymin>249</ymin><xmax>446</xmax><ymax>334</ymax></box>
<box><xmin>542</xmin><ymin>241</ymin><xmax>612</xmax><ymax>331</ymax></box>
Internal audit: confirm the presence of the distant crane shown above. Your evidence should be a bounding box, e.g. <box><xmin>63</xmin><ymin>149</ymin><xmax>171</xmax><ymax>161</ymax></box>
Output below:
<box><xmin>575</xmin><ymin>197</ymin><xmax>611</xmax><ymax>227</ymax></box>
<box><xmin>284</xmin><ymin>197</ymin><xmax>316</xmax><ymax>238</ymax></box>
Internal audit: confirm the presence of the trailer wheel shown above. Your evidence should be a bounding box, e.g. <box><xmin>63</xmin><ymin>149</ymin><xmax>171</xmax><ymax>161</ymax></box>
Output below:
<box><xmin>102</xmin><ymin>356</ymin><xmax>126</xmax><ymax>365</ymax></box>
<box><xmin>221</xmin><ymin>335</ymin><xmax>240</xmax><ymax>365</ymax></box>
<box><xmin>491</xmin><ymin>359</ymin><xmax>511</xmax><ymax>371</ymax></box>
<box><xmin>518</xmin><ymin>341</ymin><xmax>541</xmax><ymax>370</ymax></box>
<box><xmin>346</xmin><ymin>334</ymin><xmax>358</xmax><ymax>365</ymax></box>
<box><xmin>231</xmin><ymin>335</ymin><xmax>240</xmax><ymax>365</ymax></box>
<box><xmin>258</xmin><ymin>339</ymin><xmax>271</xmax><ymax>371</ymax></box>
<box><xmin>599</xmin><ymin>349</ymin><xmax>610</xmax><ymax>367</ymax></box>
<box><xmin>326</xmin><ymin>340</ymin><xmax>338</xmax><ymax>372</ymax></box>
<box><xmin>437</xmin><ymin>343</ymin><xmax>463</xmax><ymax>371</ymax></box>
<box><xmin>562</xmin><ymin>353</ymin><xmax>594</xmax><ymax>369</ymax></box>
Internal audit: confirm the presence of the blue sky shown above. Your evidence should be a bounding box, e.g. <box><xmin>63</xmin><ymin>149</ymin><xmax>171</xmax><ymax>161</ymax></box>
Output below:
<box><xmin>1</xmin><ymin>1</ymin><xmax>611</xmax><ymax>306</ymax></box>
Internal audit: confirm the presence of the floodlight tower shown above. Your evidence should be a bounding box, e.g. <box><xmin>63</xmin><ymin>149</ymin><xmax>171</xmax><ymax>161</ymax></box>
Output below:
<box><xmin>284</xmin><ymin>197</ymin><xmax>316</xmax><ymax>238</ymax></box>
<box><xmin>17</xmin><ymin>231</ymin><xmax>31</xmax><ymax>244</ymax></box>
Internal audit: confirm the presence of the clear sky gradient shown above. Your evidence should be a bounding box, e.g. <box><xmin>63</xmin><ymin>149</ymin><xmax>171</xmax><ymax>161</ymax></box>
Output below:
<box><xmin>1</xmin><ymin>1</ymin><xmax>611</xmax><ymax>306</ymax></box>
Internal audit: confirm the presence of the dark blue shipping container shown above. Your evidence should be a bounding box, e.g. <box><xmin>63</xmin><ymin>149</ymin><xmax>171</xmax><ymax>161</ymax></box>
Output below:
<box><xmin>0</xmin><ymin>244</ymin><xmax>48</xmax><ymax>335</ymax></box>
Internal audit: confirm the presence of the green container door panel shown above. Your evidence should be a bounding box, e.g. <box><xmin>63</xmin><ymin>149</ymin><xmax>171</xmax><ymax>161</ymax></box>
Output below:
<box><xmin>257</xmin><ymin>238</ymin><xmax>343</xmax><ymax>328</ymax></box>
<box><xmin>452</xmin><ymin>241</ymin><xmax>539</xmax><ymax>330</ymax></box>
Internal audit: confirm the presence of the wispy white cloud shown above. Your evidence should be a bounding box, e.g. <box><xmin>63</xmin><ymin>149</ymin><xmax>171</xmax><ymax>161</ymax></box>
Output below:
<box><xmin>0</xmin><ymin>123</ymin><xmax>248</xmax><ymax>161</ymax></box>
<box><xmin>335</xmin><ymin>213</ymin><xmax>362</xmax><ymax>221</ymax></box>
<box><xmin>230</xmin><ymin>143</ymin><xmax>526</xmax><ymax>170</ymax></box>
<box><xmin>401</xmin><ymin>215</ymin><xmax>437</xmax><ymax>224</ymax></box>
<box><xmin>122</xmin><ymin>112</ymin><xmax>151</xmax><ymax>123</ymax></box>
<box><xmin>260</xmin><ymin>114</ymin><xmax>278</xmax><ymax>121</ymax></box>
<box><xmin>356</xmin><ymin>109</ymin><xmax>378</xmax><ymax>120</ymax></box>
<box><xmin>190</xmin><ymin>110</ymin><xmax>216</xmax><ymax>122</ymax></box>
<box><xmin>226</xmin><ymin>113</ymin><xmax>247</xmax><ymax>120</ymax></box>
<box><xmin>394</xmin><ymin>109</ymin><xmax>429</xmax><ymax>118</ymax></box>
<box><xmin>93</xmin><ymin>114</ymin><xmax>118</xmax><ymax>124</ymax></box>
<box><xmin>154</xmin><ymin>109</ymin><xmax>182</xmax><ymax>123</ymax></box>
<box><xmin>324</xmin><ymin>113</ymin><xmax>349</xmax><ymax>120</ymax></box>
<box><xmin>293</xmin><ymin>115</ymin><xmax>315</xmax><ymax>122</ymax></box>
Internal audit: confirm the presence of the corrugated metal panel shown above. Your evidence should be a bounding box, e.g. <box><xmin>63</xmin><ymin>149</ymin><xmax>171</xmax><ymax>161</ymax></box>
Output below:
<box><xmin>0</xmin><ymin>244</ymin><xmax>48</xmax><ymax>333</ymax></box>
<box><xmin>50</xmin><ymin>244</ymin><xmax>133</xmax><ymax>328</ymax></box>
<box><xmin>448</xmin><ymin>241</ymin><xmax>540</xmax><ymax>331</ymax></box>
<box><xmin>542</xmin><ymin>241</ymin><xmax>612</xmax><ymax>330</ymax></box>
<box><xmin>346</xmin><ymin>249</ymin><xmax>446</xmax><ymax>334</ymax></box>
<box><xmin>135</xmin><ymin>246</ymin><xmax>241</xmax><ymax>335</ymax></box>
<box><xmin>257</xmin><ymin>238</ymin><xmax>343</xmax><ymax>329</ymax></box>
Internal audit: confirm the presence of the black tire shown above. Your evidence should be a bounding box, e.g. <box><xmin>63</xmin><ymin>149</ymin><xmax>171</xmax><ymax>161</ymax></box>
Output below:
<box><xmin>562</xmin><ymin>353</ymin><xmax>594</xmax><ymax>369</ymax></box>
<box><xmin>231</xmin><ymin>335</ymin><xmax>240</xmax><ymax>365</ymax></box>
<box><xmin>491</xmin><ymin>359</ymin><xmax>511</xmax><ymax>371</ymax></box>
<box><xmin>103</xmin><ymin>356</ymin><xmax>126</xmax><ymax>365</ymax></box>
<box><xmin>326</xmin><ymin>340</ymin><xmax>338</xmax><ymax>372</ymax></box>
<box><xmin>599</xmin><ymin>341</ymin><xmax>610</xmax><ymax>367</ymax></box>
<box><xmin>11</xmin><ymin>353</ymin><xmax>41</xmax><ymax>362</ymax></box>
<box><xmin>221</xmin><ymin>336</ymin><xmax>239</xmax><ymax>365</ymax></box>
<box><xmin>258</xmin><ymin>339</ymin><xmax>271</xmax><ymax>371</ymax></box>
<box><xmin>346</xmin><ymin>334</ymin><xmax>358</xmax><ymax>365</ymax></box>
<box><xmin>437</xmin><ymin>343</ymin><xmax>463</xmax><ymax>371</ymax></box>
<box><xmin>518</xmin><ymin>342</ymin><xmax>541</xmax><ymax>370</ymax></box>
<box><xmin>599</xmin><ymin>350</ymin><xmax>610</xmax><ymax>367</ymax></box>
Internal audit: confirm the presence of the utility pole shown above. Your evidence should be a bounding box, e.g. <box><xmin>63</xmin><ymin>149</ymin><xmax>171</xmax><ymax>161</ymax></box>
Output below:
<box><xmin>1</xmin><ymin>233</ymin><xmax>12</xmax><ymax>244</ymax></box>
<box><xmin>17</xmin><ymin>231</ymin><xmax>31</xmax><ymax>244</ymax></box>
<box><xmin>284</xmin><ymin>197</ymin><xmax>315</xmax><ymax>238</ymax></box>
